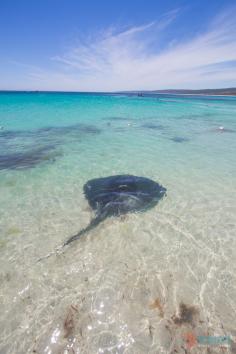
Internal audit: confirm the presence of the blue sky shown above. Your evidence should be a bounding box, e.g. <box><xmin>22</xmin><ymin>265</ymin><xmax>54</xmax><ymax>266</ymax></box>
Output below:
<box><xmin>0</xmin><ymin>0</ymin><xmax>236</xmax><ymax>91</ymax></box>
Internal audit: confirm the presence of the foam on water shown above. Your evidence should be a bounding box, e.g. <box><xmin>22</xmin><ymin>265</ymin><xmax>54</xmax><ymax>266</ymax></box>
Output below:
<box><xmin>0</xmin><ymin>92</ymin><xmax>236</xmax><ymax>353</ymax></box>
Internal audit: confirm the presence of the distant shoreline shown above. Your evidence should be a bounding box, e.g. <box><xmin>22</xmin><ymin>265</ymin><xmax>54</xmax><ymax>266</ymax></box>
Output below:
<box><xmin>119</xmin><ymin>87</ymin><xmax>236</xmax><ymax>96</ymax></box>
<box><xmin>0</xmin><ymin>89</ymin><xmax>236</xmax><ymax>97</ymax></box>
<box><xmin>151</xmin><ymin>92</ymin><xmax>236</xmax><ymax>97</ymax></box>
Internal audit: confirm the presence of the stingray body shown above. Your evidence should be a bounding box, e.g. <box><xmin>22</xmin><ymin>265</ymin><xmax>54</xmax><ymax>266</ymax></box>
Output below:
<box><xmin>64</xmin><ymin>175</ymin><xmax>166</xmax><ymax>246</ymax></box>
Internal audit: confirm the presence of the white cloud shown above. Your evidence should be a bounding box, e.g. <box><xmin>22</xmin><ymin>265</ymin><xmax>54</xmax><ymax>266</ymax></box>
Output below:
<box><xmin>11</xmin><ymin>7</ymin><xmax>236</xmax><ymax>91</ymax></box>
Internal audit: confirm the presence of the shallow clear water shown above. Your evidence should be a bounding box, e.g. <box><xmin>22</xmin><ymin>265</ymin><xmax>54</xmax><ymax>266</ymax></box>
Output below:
<box><xmin>0</xmin><ymin>92</ymin><xmax>236</xmax><ymax>353</ymax></box>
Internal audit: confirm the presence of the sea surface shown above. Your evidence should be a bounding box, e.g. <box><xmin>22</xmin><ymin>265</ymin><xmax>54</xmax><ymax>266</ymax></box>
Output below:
<box><xmin>0</xmin><ymin>92</ymin><xmax>236</xmax><ymax>354</ymax></box>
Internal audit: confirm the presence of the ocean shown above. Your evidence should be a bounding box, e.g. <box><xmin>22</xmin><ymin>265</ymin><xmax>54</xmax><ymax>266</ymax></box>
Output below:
<box><xmin>0</xmin><ymin>92</ymin><xmax>236</xmax><ymax>353</ymax></box>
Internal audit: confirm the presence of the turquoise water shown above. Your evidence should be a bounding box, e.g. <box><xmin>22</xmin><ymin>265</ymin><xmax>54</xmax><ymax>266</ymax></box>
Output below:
<box><xmin>0</xmin><ymin>92</ymin><xmax>236</xmax><ymax>353</ymax></box>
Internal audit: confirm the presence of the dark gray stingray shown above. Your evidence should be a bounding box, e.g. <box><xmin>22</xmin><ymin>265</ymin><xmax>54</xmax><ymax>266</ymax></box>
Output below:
<box><xmin>64</xmin><ymin>175</ymin><xmax>166</xmax><ymax>246</ymax></box>
<box><xmin>170</xmin><ymin>136</ymin><xmax>189</xmax><ymax>143</ymax></box>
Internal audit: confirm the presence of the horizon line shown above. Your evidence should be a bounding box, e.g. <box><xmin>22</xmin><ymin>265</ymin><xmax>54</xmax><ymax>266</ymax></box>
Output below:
<box><xmin>0</xmin><ymin>87</ymin><xmax>236</xmax><ymax>93</ymax></box>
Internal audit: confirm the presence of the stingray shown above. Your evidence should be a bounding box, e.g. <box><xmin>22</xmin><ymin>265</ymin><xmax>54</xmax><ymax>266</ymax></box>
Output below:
<box><xmin>63</xmin><ymin>175</ymin><xmax>166</xmax><ymax>246</ymax></box>
<box><xmin>37</xmin><ymin>175</ymin><xmax>166</xmax><ymax>262</ymax></box>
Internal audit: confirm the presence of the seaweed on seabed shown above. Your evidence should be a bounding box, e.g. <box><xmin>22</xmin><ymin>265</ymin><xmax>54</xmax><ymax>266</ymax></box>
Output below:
<box><xmin>63</xmin><ymin>305</ymin><xmax>78</xmax><ymax>338</ymax></box>
<box><xmin>141</xmin><ymin>123</ymin><xmax>165</xmax><ymax>130</ymax></box>
<box><xmin>149</xmin><ymin>298</ymin><xmax>164</xmax><ymax>317</ymax></box>
<box><xmin>172</xmin><ymin>302</ymin><xmax>199</xmax><ymax>326</ymax></box>
<box><xmin>0</xmin><ymin>145</ymin><xmax>59</xmax><ymax>170</ymax></box>
<box><xmin>170</xmin><ymin>136</ymin><xmax>189</xmax><ymax>143</ymax></box>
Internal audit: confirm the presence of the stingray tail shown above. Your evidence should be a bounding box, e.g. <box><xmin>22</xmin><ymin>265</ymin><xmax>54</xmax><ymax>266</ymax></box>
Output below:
<box><xmin>63</xmin><ymin>212</ymin><xmax>106</xmax><ymax>247</ymax></box>
<box><xmin>36</xmin><ymin>212</ymin><xmax>107</xmax><ymax>263</ymax></box>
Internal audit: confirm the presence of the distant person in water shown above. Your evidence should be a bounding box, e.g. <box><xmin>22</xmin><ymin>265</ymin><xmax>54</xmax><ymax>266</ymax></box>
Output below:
<box><xmin>216</xmin><ymin>126</ymin><xmax>235</xmax><ymax>133</ymax></box>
